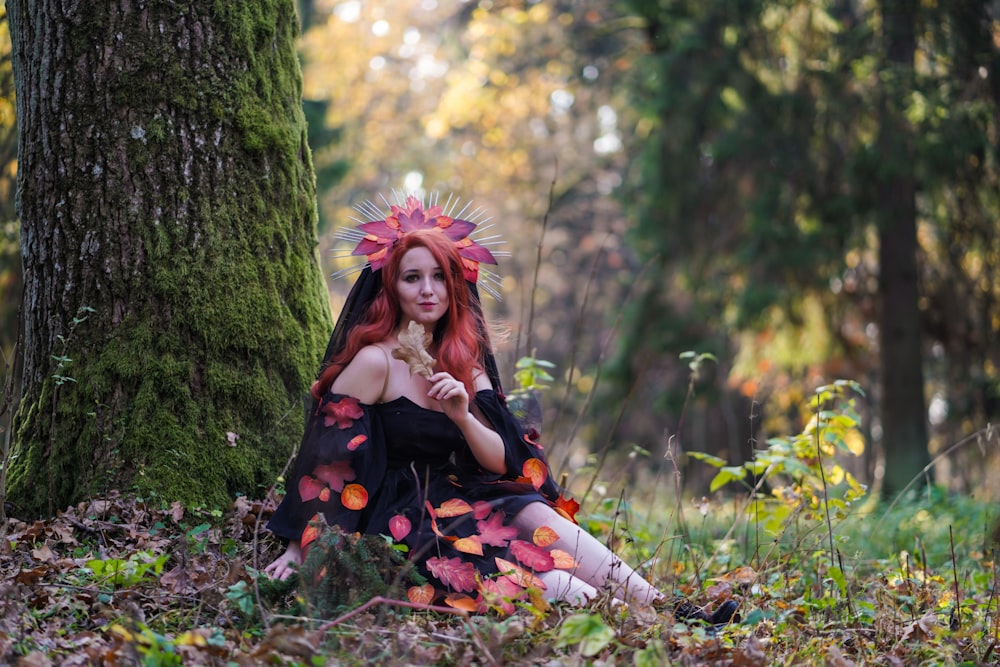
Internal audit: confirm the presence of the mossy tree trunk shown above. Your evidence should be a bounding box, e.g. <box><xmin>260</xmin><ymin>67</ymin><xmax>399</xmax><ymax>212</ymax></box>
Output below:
<box><xmin>7</xmin><ymin>0</ymin><xmax>332</xmax><ymax>517</ymax></box>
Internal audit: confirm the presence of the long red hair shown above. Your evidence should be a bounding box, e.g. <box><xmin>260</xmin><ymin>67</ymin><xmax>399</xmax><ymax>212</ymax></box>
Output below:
<box><xmin>313</xmin><ymin>229</ymin><xmax>488</xmax><ymax>399</ymax></box>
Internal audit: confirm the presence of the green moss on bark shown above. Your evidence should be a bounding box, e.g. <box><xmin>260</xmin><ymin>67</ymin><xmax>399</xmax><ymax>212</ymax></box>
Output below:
<box><xmin>9</xmin><ymin>0</ymin><xmax>332</xmax><ymax>516</ymax></box>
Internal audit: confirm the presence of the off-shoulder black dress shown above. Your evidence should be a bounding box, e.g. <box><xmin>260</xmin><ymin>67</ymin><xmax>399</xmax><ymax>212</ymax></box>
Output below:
<box><xmin>268</xmin><ymin>388</ymin><xmax>578</xmax><ymax>611</ymax></box>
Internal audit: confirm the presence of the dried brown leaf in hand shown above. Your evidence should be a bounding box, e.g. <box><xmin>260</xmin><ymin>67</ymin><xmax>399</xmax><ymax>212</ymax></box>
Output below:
<box><xmin>392</xmin><ymin>321</ymin><xmax>436</xmax><ymax>379</ymax></box>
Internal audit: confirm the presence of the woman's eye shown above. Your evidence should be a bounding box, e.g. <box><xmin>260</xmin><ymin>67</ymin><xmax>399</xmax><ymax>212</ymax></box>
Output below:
<box><xmin>434</xmin><ymin>272</ymin><xmax>445</xmax><ymax>281</ymax></box>
<box><xmin>404</xmin><ymin>274</ymin><xmax>419</xmax><ymax>282</ymax></box>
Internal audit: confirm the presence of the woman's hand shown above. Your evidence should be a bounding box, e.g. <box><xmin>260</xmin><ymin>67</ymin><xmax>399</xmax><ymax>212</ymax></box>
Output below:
<box><xmin>264</xmin><ymin>541</ymin><xmax>302</xmax><ymax>581</ymax></box>
<box><xmin>427</xmin><ymin>371</ymin><xmax>470</xmax><ymax>424</ymax></box>
<box><xmin>428</xmin><ymin>371</ymin><xmax>506</xmax><ymax>474</ymax></box>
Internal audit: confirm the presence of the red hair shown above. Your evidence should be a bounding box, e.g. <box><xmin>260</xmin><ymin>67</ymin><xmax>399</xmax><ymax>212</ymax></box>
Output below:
<box><xmin>314</xmin><ymin>229</ymin><xmax>488</xmax><ymax>400</ymax></box>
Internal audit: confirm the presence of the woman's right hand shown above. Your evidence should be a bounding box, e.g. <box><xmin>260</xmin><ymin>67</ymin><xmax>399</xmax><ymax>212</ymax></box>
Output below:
<box><xmin>263</xmin><ymin>540</ymin><xmax>302</xmax><ymax>581</ymax></box>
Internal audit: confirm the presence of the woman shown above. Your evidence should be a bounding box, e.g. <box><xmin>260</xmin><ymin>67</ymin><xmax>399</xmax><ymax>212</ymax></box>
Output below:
<box><xmin>265</xmin><ymin>196</ymin><xmax>664</xmax><ymax>610</ymax></box>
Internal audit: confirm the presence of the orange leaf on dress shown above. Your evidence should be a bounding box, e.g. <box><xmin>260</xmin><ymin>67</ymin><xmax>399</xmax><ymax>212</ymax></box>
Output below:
<box><xmin>406</xmin><ymin>584</ymin><xmax>435</xmax><ymax>605</ymax></box>
<box><xmin>340</xmin><ymin>483</ymin><xmax>369</xmax><ymax>510</ymax></box>
<box><xmin>532</xmin><ymin>526</ymin><xmax>559</xmax><ymax>547</ymax></box>
<box><xmin>346</xmin><ymin>434</ymin><xmax>367</xmax><ymax>451</ymax></box>
<box><xmin>444</xmin><ymin>594</ymin><xmax>479</xmax><ymax>612</ymax></box>
<box><xmin>495</xmin><ymin>557</ymin><xmax>545</xmax><ymax>590</ymax></box>
<box><xmin>427</xmin><ymin>508</ymin><xmax>453</xmax><ymax>540</ymax></box>
<box><xmin>453</xmin><ymin>536</ymin><xmax>484</xmax><ymax>556</ymax></box>
<box><xmin>550</xmin><ymin>549</ymin><xmax>579</xmax><ymax>570</ymax></box>
<box><xmin>436</xmin><ymin>498</ymin><xmax>474</xmax><ymax>518</ymax></box>
<box><xmin>522</xmin><ymin>458</ymin><xmax>547</xmax><ymax>489</ymax></box>
<box><xmin>301</xmin><ymin>514</ymin><xmax>322</xmax><ymax>551</ymax></box>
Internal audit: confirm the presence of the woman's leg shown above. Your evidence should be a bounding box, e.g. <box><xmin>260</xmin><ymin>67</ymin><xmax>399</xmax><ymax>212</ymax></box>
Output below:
<box><xmin>536</xmin><ymin>569</ymin><xmax>601</xmax><ymax>605</ymax></box>
<box><xmin>512</xmin><ymin>502</ymin><xmax>663</xmax><ymax>605</ymax></box>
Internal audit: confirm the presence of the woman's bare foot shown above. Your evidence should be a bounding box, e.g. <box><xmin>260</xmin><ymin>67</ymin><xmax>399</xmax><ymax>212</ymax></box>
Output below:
<box><xmin>263</xmin><ymin>541</ymin><xmax>302</xmax><ymax>581</ymax></box>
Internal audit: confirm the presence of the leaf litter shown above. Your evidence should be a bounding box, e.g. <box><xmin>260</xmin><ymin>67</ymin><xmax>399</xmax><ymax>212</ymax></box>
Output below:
<box><xmin>2</xmin><ymin>489</ymin><xmax>998</xmax><ymax>665</ymax></box>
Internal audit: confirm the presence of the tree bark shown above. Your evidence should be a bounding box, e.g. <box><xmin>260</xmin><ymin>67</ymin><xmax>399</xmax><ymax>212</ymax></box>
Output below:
<box><xmin>877</xmin><ymin>0</ymin><xmax>930</xmax><ymax>498</ymax></box>
<box><xmin>7</xmin><ymin>0</ymin><xmax>331</xmax><ymax>517</ymax></box>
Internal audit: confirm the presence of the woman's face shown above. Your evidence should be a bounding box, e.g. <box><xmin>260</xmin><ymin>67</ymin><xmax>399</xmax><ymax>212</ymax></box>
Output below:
<box><xmin>396</xmin><ymin>246</ymin><xmax>450</xmax><ymax>330</ymax></box>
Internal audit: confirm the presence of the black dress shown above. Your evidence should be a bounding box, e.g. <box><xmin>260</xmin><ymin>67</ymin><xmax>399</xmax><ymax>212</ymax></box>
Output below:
<box><xmin>267</xmin><ymin>387</ymin><xmax>580</xmax><ymax>611</ymax></box>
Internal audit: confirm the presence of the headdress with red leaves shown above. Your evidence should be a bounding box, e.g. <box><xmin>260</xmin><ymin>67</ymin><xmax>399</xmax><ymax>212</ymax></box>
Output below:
<box><xmin>333</xmin><ymin>192</ymin><xmax>504</xmax><ymax>298</ymax></box>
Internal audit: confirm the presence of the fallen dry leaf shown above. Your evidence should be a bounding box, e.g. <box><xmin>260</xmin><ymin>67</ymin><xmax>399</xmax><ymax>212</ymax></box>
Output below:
<box><xmin>899</xmin><ymin>612</ymin><xmax>938</xmax><ymax>643</ymax></box>
<box><xmin>826</xmin><ymin>645</ymin><xmax>857</xmax><ymax>667</ymax></box>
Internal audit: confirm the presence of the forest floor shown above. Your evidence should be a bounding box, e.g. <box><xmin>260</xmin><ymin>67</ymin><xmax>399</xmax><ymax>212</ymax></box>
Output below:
<box><xmin>2</xmin><ymin>486</ymin><xmax>998</xmax><ymax>666</ymax></box>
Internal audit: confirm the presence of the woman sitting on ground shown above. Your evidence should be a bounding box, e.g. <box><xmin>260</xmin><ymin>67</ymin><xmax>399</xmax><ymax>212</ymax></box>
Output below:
<box><xmin>265</xmin><ymin>196</ymin><xmax>665</xmax><ymax>610</ymax></box>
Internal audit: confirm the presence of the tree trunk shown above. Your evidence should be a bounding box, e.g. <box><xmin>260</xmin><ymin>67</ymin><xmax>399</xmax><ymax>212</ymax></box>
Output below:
<box><xmin>7</xmin><ymin>0</ymin><xmax>332</xmax><ymax>517</ymax></box>
<box><xmin>877</xmin><ymin>0</ymin><xmax>930</xmax><ymax>498</ymax></box>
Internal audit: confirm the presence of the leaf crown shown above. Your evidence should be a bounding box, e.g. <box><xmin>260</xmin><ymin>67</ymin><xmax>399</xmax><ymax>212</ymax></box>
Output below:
<box><xmin>334</xmin><ymin>192</ymin><xmax>504</xmax><ymax>297</ymax></box>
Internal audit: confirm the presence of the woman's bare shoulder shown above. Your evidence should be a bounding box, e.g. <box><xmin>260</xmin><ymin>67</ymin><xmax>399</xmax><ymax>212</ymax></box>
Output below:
<box><xmin>472</xmin><ymin>368</ymin><xmax>492</xmax><ymax>391</ymax></box>
<box><xmin>331</xmin><ymin>344</ymin><xmax>390</xmax><ymax>402</ymax></box>
<box><xmin>353</xmin><ymin>344</ymin><xmax>391</xmax><ymax>366</ymax></box>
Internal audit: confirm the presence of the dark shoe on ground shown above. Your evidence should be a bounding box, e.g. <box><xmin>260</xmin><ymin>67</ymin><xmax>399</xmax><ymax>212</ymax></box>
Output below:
<box><xmin>673</xmin><ymin>598</ymin><xmax>741</xmax><ymax>631</ymax></box>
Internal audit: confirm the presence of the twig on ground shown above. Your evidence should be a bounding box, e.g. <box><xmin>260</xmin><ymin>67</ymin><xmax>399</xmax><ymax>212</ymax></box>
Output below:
<box><xmin>950</xmin><ymin>524</ymin><xmax>961</xmax><ymax>630</ymax></box>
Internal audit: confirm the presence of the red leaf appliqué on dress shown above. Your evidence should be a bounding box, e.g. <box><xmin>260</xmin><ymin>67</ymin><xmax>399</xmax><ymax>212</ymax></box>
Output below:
<box><xmin>389</xmin><ymin>515</ymin><xmax>412</xmax><ymax>541</ymax></box>
<box><xmin>312</xmin><ymin>460</ymin><xmax>356</xmax><ymax>492</ymax></box>
<box><xmin>298</xmin><ymin>475</ymin><xmax>326</xmax><ymax>502</ymax></box>
<box><xmin>479</xmin><ymin>576</ymin><xmax>523</xmax><ymax>616</ymax></box>
<box><xmin>320</xmin><ymin>396</ymin><xmax>364</xmax><ymax>429</ymax></box>
<box><xmin>426</xmin><ymin>556</ymin><xmax>478</xmax><ymax>593</ymax></box>
<box><xmin>510</xmin><ymin>539</ymin><xmax>555</xmax><ymax>572</ymax></box>
<box><xmin>472</xmin><ymin>501</ymin><xmax>493</xmax><ymax>520</ymax></box>
<box><xmin>476</xmin><ymin>511</ymin><xmax>518</xmax><ymax>547</ymax></box>
<box><xmin>554</xmin><ymin>494</ymin><xmax>581</xmax><ymax>523</ymax></box>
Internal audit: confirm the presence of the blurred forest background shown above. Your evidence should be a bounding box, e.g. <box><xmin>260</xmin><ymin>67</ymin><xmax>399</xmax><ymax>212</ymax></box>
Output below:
<box><xmin>1</xmin><ymin>0</ymin><xmax>998</xmax><ymax>501</ymax></box>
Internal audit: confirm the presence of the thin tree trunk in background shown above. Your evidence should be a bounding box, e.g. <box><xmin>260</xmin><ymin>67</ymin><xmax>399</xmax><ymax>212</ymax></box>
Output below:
<box><xmin>298</xmin><ymin>0</ymin><xmax>317</xmax><ymax>32</ymax></box>
<box><xmin>877</xmin><ymin>0</ymin><xmax>930</xmax><ymax>498</ymax></box>
<box><xmin>7</xmin><ymin>0</ymin><xmax>331</xmax><ymax>517</ymax></box>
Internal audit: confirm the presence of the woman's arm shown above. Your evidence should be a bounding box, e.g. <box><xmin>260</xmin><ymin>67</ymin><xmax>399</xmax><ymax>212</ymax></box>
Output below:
<box><xmin>429</xmin><ymin>370</ymin><xmax>507</xmax><ymax>474</ymax></box>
